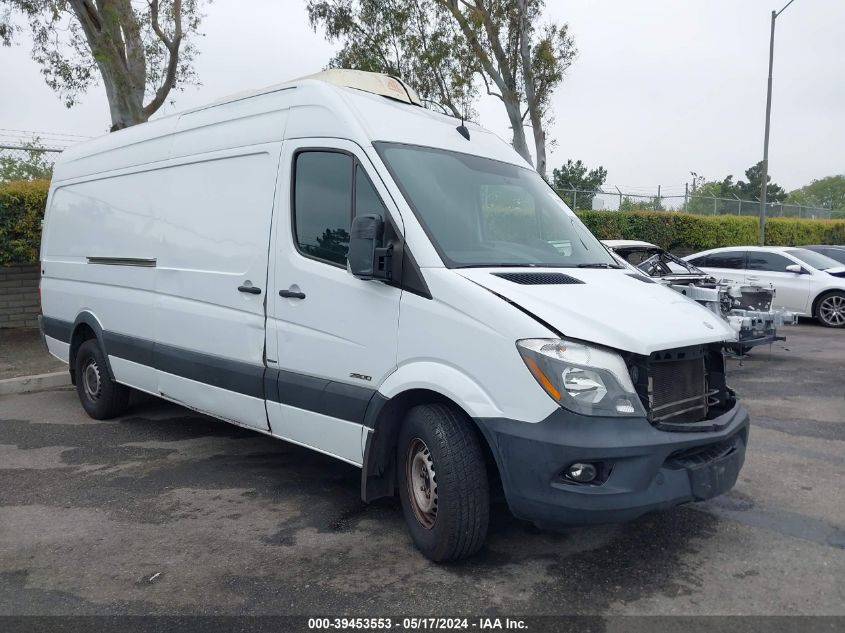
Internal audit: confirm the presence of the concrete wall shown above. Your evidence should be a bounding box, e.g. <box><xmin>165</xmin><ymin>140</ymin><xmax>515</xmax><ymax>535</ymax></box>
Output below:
<box><xmin>0</xmin><ymin>265</ymin><xmax>40</xmax><ymax>329</ymax></box>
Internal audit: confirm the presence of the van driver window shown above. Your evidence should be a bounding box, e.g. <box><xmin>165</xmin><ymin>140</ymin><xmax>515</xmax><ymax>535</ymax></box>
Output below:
<box><xmin>294</xmin><ymin>151</ymin><xmax>353</xmax><ymax>265</ymax></box>
<box><xmin>355</xmin><ymin>165</ymin><xmax>387</xmax><ymax>218</ymax></box>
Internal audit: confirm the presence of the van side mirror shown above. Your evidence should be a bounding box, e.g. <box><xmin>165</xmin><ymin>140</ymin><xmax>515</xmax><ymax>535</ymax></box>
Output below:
<box><xmin>348</xmin><ymin>214</ymin><xmax>392</xmax><ymax>280</ymax></box>
<box><xmin>785</xmin><ymin>264</ymin><xmax>806</xmax><ymax>274</ymax></box>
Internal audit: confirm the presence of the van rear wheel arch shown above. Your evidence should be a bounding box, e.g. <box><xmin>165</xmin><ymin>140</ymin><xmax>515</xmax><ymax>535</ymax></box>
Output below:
<box><xmin>361</xmin><ymin>388</ymin><xmax>501</xmax><ymax>504</ymax></box>
<box><xmin>69</xmin><ymin>312</ymin><xmax>115</xmax><ymax>383</ymax></box>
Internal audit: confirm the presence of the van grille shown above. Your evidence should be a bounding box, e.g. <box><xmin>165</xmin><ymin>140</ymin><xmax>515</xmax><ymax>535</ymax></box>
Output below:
<box><xmin>648</xmin><ymin>357</ymin><xmax>716</xmax><ymax>424</ymax></box>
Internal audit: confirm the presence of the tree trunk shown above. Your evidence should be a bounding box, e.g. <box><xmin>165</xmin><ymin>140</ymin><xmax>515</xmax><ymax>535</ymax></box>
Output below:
<box><xmin>99</xmin><ymin>62</ymin><xmax>148</xmax><ymax>130</ymax></box>
<box><xmin>68</xmin><ymin>0</ymin><xmax>182</xmax><ymax>131</ymax></box>
<box><xmin>516</xmin><ymin>0</ymin><xmax>546</xmax><ymax>179</ymax></box>
<box><xmin>502</xmin><ymin>92</ymin><xmax>532</xmax><ymax>166</ymax></box>
<box><xmin>69</xmin><ymin>0</ymin><xmax>149</xmax><ymax>130</ymax></box>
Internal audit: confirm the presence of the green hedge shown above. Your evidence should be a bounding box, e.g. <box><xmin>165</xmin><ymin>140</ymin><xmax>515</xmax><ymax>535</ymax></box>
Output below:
<box><xmin>575</xmin><ymin>210</ymin><xmax>845</xmax><ymax>251</ymax></box>
<box><xmin>1</xmin><ymin>180</ymin><xmax>844</xmax><ymax>265</ymax></box>
<box><xmin>0</xmin><ymin>179</ymin><xmax>50</xmax><ymax>266</ymax></box>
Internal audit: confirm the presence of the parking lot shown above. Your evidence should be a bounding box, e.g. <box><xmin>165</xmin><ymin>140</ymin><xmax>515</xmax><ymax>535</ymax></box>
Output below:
<box><xmin>0</xmin><ymin>322</ymin><xmax>843</xmax><ymax>617</ymax></box>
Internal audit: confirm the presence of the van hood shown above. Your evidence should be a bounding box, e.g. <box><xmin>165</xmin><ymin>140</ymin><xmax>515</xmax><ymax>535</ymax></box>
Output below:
<box><xmin>456</xmin><ymin>268</ymin><xmax>735</xmax><ymax>356</ymax></box>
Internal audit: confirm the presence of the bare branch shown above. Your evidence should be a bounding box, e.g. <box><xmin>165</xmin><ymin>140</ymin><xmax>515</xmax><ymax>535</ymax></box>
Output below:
<box><xmin>144</xmin><ymin>0</ymin><xmax>183</xmax><ymax>117</ymax></box>
<box><xmin>479</xmin><ymin>72</ymin><xmax>503</xmax><ymax>101</ymax></box>
<box><xmin>472</xmin><ymin>0</ymin><xmax>515</xmax><ymax>90</ymax></box>
<box><xmin>148</xmin><ymin>0</ymin><xmax>173</xmax><ymax>49</ymax></box>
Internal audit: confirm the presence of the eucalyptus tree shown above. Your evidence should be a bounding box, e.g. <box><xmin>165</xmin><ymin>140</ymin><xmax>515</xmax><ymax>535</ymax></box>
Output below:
<box><xmin>1</xmin><ymin>1</ymin><xmax>208</xmax><ymax>130</ymax></box>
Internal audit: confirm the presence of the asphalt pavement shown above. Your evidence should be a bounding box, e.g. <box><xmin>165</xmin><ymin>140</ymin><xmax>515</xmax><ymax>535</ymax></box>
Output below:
<box><xmin>0</xmin><ymin>322</ymin><xmax>843</xmax><ymax>617</ymax></box>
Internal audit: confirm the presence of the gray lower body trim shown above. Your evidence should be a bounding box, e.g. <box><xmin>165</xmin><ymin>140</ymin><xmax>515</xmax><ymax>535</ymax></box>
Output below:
<box><xmin>265</xmin><ymin>368</ymin><xmax>375</xmax><ymax>423</ymax></box>
<box><xmin>40</xmin><ymin>316</ymin><xmax>376</xmax><ymax>425</ymax></box>
<box><xmin>41</xmin><ymin>316</ymin><xmax>73</xmax><ymax>343</ymax></box>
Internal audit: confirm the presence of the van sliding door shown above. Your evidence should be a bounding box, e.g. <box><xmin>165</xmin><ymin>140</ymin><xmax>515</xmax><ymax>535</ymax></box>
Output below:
<box><xmin>150</xmin><ymin>97</ymin><xmax>288</xmax><ymax>430</ymax></box>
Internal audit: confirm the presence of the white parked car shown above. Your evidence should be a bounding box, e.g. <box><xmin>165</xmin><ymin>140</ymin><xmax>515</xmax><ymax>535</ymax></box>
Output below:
<box><xmin>39</xmin><ymin>69</ymin><xmax>749</xmax><ymax>562</ymax></box>
<box><xmin>685</xmin><ymin>246</ymin><xmax>845</xmax><ymax>328</ymax></box>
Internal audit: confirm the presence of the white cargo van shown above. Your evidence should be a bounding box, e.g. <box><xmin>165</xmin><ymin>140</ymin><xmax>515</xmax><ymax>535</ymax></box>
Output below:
<box><xmin>39</xmin><ymin>70</ymin><xmax>749</xmax><ymax>561</ymax></box>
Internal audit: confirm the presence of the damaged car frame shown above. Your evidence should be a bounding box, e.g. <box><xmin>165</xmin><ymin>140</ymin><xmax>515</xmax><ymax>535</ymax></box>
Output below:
<box><xmin>604</xmin><ymin>240</ymin><xmax>797</xmax><ymax>354</ymax></box>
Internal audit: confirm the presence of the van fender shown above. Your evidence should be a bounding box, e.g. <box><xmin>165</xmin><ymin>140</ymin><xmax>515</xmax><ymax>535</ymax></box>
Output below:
<box><xmin>70</xmin><ymin>311</ymin><xmax>115</xmax><ymax>380</ymax></box>
<box><xmin>360</xmin><ymin>361</ymin><xmax>503</xmax><ymax>502</ymax></box>
<box><xmin>376</xmin><ymin>361</ymin><xmax>502</xmax><ymax>419</ymax></box>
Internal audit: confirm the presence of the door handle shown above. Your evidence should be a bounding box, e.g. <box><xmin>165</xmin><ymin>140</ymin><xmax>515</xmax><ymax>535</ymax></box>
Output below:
<box><xmin>279</xmin><ymin>289</ymin><xmax>306</xmax><ymax>300</ymax></box>
<box><xmin>238</xmin><ymin>285</ymin><xmax>262</xmax><ymax>295</ymax></box>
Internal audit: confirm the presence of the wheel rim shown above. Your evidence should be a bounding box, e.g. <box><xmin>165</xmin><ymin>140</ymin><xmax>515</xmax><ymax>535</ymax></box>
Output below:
<box><xmin>819</xmin><ymin>295</ymin><xmax>845</xmax><ymax>326</ymax></box>
<box><xmin>82</xmin><ymin>357</ymin><xmax>102</xmax><ymax>402</ymax></box>
<box><xmin>406</xmin><ymin>438</ymin><xmax>437</xmax><ymax>529</ymax></box>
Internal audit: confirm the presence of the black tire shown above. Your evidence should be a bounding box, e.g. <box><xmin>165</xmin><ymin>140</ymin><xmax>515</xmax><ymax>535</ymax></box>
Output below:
<box><xmin>816</xmin><ymin>291</ymin><xmax>845</xmax><ymax>328</ymax></box>
<box><xmin>74</xmin><ymin>339</ymin><xmax>130</xmax><ymax>419</ymax></box>
<box><xmin>397</xmin><ymin>403</ymin><xmax>489</xmax><ymax>562</ymax></box>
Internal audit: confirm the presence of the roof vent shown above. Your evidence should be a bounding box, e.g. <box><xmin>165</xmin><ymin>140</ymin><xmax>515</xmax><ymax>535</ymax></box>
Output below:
<box><xmin>493</xmin><ymin>272</ymin><xmax>584</xmax><ymax>285</ymax></box>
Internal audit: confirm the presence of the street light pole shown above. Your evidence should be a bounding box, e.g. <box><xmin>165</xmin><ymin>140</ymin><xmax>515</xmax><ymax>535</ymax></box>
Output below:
<box><xmin>759</xmin><ymin>0</ymin><xmax>798</xmax><ymax>246</ymax></box>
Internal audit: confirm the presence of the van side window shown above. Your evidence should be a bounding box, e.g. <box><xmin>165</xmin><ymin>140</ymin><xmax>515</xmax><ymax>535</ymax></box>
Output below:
<box><xmin>294</xmin><ymin>151</ymin><xmax>354</xmax><ymax>265</ymax></box>
<box><xmin>355</xmin><ymin>165</ymin><xmax>387</xmax><ymax>218</ymax></box>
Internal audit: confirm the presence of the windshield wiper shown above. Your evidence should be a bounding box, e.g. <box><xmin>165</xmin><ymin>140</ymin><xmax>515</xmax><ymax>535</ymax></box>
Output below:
<box><xmin>576</xmin><ymin>262</ymin><xmax>622</xmax><ymax>269</ymax></box>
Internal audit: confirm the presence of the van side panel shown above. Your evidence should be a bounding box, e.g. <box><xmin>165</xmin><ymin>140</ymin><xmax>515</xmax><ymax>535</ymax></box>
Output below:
<box><xmin>152</xmin><ymin>146</ymin><xmax>282</xmax><ymax>430</ymax></box>
<box><xmin>144</xmin><ymin>90</ymin><xmax>288</xmax><ymax>428</ymax></box>
<box><xmin>42</xmin><ymin>100</ymin><xmax>288</xmax><ymax>431</ymax></box>
<box><xmin>41</xmin><ymin>168</ymin><xmax>166</xmax><ymax>391</ymax></box>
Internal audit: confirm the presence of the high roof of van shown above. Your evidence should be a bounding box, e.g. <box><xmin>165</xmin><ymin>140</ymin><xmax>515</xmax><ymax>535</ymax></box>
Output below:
<box><xmin>212</xmin><ymin>69</ymin><xmax>423</xmax><ymax>107</ymax></box>
<box><xmin>52</xmin><ymin>70</ymin><xmax>530</xmax><ymax>183</ymax></box>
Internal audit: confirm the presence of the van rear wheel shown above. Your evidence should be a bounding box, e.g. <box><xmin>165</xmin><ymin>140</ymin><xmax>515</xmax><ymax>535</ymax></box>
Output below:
<box><xmin>397</xmin><ymin>403</ymin><xmax>489</xmax><ymax>562</ymax></box>
<box><xmin>74</xmin><ymin>339</ymin><xmax>130</xmax><ymax>419</ymax></box>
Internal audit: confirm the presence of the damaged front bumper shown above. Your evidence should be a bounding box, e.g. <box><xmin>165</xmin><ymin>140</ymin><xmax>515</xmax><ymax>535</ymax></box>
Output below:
<box><xmin>475</xmin><ymin>401</ymin><xmax>749</xmax><ymax>528</ymax></box>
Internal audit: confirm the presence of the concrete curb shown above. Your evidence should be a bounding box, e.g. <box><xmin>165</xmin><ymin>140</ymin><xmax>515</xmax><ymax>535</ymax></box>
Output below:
<box><xmin>0</xmin><ymin>371</ymin><xmax>71</xmax><ymax>396</ymax></box>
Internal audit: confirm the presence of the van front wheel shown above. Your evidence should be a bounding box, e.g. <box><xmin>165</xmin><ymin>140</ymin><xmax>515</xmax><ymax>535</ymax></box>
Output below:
<box><xmin>397</xmin><ymin>403</ymin><xmax>489</xmax><ymax>562</ymax></box>
<box><xmin>74</xmin><ymin>339</ymin><xmax>130</xmax><ymax>419</ymax></box>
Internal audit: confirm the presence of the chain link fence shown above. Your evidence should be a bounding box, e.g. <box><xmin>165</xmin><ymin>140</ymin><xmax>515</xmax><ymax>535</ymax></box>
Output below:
<box><xmin>555</xmin><ymin>187</ymin><xmax>833</xmax><ymax>220</ymax></box>
<box><xmin>0</xmin><ymin>144</ymin><xmax>62</xmax><ymax>181</ymax></box>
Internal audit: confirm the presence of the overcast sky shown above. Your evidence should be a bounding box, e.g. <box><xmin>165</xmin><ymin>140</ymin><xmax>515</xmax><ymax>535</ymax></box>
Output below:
<box><xmin>2</xmin><ymin>0</ymin><xmax>843</xmax><ymax>195</ymax></box>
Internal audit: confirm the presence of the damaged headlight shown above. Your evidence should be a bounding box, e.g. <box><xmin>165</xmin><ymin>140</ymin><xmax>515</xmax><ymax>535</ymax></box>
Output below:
<box><xmin>517</xmin><ymin>339</ymin><xmax>646</xmax><ymax>417</ymax></box>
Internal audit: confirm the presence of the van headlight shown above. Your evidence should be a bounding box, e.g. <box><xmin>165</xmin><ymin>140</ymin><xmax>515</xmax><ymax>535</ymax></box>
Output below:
<box><xmin>516</xmin><ymin>339</ymin><xmax>645</xmax><ymax>417</ymax></box>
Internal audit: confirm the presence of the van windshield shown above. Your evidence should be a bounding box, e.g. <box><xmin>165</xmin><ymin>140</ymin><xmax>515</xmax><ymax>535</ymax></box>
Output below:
<box><xmin>375</xmin><ymin>142</ymin><xmax>619</xmax><ymax>269</ymax></box>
